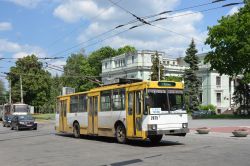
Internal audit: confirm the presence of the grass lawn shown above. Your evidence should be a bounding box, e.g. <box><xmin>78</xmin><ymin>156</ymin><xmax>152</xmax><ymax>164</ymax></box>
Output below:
<box><xmin>32</xmin><ymin>113</ymin><xmax>55</xmax><ymax>120</ymax></box>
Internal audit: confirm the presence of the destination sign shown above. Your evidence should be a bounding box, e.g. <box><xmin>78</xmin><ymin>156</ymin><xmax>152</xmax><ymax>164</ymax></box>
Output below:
<box><xmin>158</xmin><ymin>82</ymin><xmax>176</xmax><ymax>87</ymax></box>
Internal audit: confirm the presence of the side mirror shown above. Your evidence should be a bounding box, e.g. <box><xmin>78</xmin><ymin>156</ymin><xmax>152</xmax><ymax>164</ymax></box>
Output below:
<box><xmin>144</xmin><ymin>106</ymin><xmax>149</xmax><ymax>115</ymax></box>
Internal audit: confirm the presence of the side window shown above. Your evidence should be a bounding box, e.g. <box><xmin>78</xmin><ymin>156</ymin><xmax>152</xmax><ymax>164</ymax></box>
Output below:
<box><xmin>136</xmin><ymin>91</ymin><xmax>142</xmax><ymax>115</ymax></box>
<box><xmin>112</xmin><ymin>89</ymin><xmax>125</xmax><ymax>111</ymax></box>
<box><xmin>70</xmin><ymin>95</ymin><xmax>78</xmax><ymax>113</ymax></box>
<box><xmin>101</xmin><ymin>91</ymin><xmax>111</xmax><ymax>111</ymax></box>
<box><xmin>128</xmin><ymin>92</ymin><xmax>134</xmax><ymax>115</ymax></box>
<box><xmin>79</xmin><ymin>95</ymin><xmax>87</xmax><ymax>112</ymax></box>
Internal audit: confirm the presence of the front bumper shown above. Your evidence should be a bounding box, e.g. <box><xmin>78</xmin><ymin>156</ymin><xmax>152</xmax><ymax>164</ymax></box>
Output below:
<box><xmin>147</xmin><ymin>128</ymin><xmax>189</xmax><ymax>136</ymax></box>
<box><xmin>18</xmin><ymin>123</ymin><xmax>37</xmax><ymax>129</ymax></box>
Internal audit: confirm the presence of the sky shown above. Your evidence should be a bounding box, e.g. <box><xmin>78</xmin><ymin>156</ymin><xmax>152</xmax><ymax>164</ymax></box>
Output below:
<box><xmin>0</xmin><ymin>0</ymin><xmax>244</xmax><ymax>87</ymax></box>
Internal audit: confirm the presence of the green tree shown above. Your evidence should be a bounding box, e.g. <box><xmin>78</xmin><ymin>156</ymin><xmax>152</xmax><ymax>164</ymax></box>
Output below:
<box><xmin>205</xmin><ymin>0</ymin><xmax>250</xmax><ymax>79</ymax></box>
<box><xmin>49</xmin><ymin>75</ymin><xmax>63</xmax><ymax>112</ymax></box>
<box><xmin>0</xmin><ymin>79</ymin><xmax>6</xmax><ymax>104</ymax></box>
<box><xmin>63</xmin><ymin>53</ymin><xmax>95</xmax><ymax>92</ymax></box>
<box><xmin>117</xmin><ymin>45</ymin><xmax>136</xmax><ymax>55</ymax></box>
<box><xmin>165</xmin><ymin>76</ymin><xmax>183</xmax><ymax>82</ymax></box>
<box><xmin>150</xmin><ymin>52</ymin><xmax>164</xmax><ymax>81</ymax></box>
<box><xmin>8</xmin><ymin>55</ymin><xmax>52</xmax><ymax>110</ymax></box>
<box><xmin>88</xmin><ymin>46</ymin><xmax>117</xmax><ymax>77</ymax></box>
<box><xmin>233</xmin><ymin>77</ymin><xmax>250</xmax><ymax>114</ymax></box>
<box><xmin>184</xmin><ymin>39</ymin><xmax>200</xmax><ymax>112</ymax></box>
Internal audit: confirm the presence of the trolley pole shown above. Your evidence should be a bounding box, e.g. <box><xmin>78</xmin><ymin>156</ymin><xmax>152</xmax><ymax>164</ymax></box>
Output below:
<box><xmin>20</xmin><ymin>75</ymin><xmax>23</xmax><ymax>103</ymax></box>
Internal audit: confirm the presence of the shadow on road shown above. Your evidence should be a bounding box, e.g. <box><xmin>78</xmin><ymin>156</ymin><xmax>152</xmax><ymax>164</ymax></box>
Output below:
<box><xmin>55</xmin><ymin>133</ymin><xmax>184</xmax><ymax>147</ymax></box>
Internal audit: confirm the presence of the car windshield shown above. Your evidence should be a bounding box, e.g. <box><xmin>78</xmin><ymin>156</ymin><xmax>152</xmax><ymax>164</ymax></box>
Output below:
<box><xmin>14</xmin><ymin>105</ymin><xmax>29</xmax><ymax>112</ymax></box>
<box><xmin>145</xmin><ymin>89</ymin><xmax>184</xmax><ymax>111</ymax></box>
<box><xmin>18</xmin><ymin>115</ymin><xmax>33</xmax><ymax>121</ymax></box>
<box><xmin>7</xmin><ymin>115</ymin><xmax>14</xmax><ymax>120</ymax></box>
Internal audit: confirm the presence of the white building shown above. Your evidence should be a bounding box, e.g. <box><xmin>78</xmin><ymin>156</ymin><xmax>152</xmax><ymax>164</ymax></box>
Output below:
<box><xmin>101</xmin><ymin>50</ymin><xmax>235</xmax><ymax>114</ymax></box>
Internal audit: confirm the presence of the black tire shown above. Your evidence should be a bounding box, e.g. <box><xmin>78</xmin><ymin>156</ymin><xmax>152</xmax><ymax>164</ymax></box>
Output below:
<box><xmin>3</xmin><ymin>124</ymin><xmax>5</xmax><ymax>127</ymax></box>
<box><xmin>33</xmin><ymin>126</ymin><xmax>37</xmax><ymax>130</ymax></box>
<box><xmin>73</xmin><ymin>123</ymin><xmax>80</xmax><ymax>138</ymax></box>
<box><xmin>148</xmin><ymin>135</ymin><xmax>163</xmax><ymax>144</ymax></box>
<box><xmin>116</xmin><ymin>124</ymin><xmax>126</xmax><ymax>144</ymax></box>
<box><xmin>11</xmin><ymin>126</ymin><xmax>13</xmax><ymax>130</ymax></box>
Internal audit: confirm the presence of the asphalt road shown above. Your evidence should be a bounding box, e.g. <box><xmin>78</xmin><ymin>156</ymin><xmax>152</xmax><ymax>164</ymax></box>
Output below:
<box><xmin>0</xmin><ymin>119</ymin><xmax>250</xmax><ymax>166</ymax></box>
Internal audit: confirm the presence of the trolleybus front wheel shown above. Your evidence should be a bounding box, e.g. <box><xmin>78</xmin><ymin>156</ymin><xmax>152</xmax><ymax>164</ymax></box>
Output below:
<box><xmin>73</xmin><ymin>123</ymin><xmax>80</xmax><ymax>138</ymax></box>
<box><xmin>116</xmin><ymin>124</ymin><xmax>126</xmax><ymax>144</ymax></box>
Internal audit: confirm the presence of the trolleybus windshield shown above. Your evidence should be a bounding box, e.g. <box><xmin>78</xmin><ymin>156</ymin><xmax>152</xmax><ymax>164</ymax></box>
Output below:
<box><xmin>145</xmin><ymin>89</ymin><xmax>184</xmax><ymax>112</ymax></box>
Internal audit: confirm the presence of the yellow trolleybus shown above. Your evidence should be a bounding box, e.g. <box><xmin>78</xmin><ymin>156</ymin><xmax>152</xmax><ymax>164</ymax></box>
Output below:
<box><xmin>55</xmin><ymin>79</ymin><xmax>189</xmax><ymax>143</ymax></box>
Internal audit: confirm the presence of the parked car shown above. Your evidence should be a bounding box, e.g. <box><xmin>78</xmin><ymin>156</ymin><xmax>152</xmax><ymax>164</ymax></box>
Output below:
<box><xmin>191</xmin><ymin>110</ymin><xmax>215</xmax><ymax>119</ymax></box>
<box><xmin>10</xmin><ymin>115</ymin><xmax>37</xmax><ymax>130</ymax></box>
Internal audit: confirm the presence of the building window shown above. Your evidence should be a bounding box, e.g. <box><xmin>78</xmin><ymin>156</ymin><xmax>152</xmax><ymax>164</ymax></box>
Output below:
<box><xmin>173</xmin><ymin>62</ymin><xmax>175</xmax><ymax>65</ymax></box>
<box><xmin>112</xmin><ymin>89</ymin><xmax>125</xmax><ymax>111</ymax></box>
<box><xmin>199</xmin><ymin>93</ymin><xmax>202</xmax><ymax>103</ymax></box>
<box><xmin>132</xmin><ymin>56</ymin><xmax>134</xmax><ymax>64</ymax></box>
<box><xmin>105</xmin><ymin>62</ymin><xmax>108</xmax><ymax>69</ymax></box>
<box><xmin>217</xmin><ymin>109</ymin><xmax>221</xmax><ymax>114</ymax></box>
<box><xmin>167</xmin><ymin>61</ymin><xmax>169</xmax><ymax>65</ymax></box>
<box><xmin>216</xmin><ymin>76</ymin><xmax>221</xmax><ymax>86</ymax></box>
<box><xmin>122</xmin><ymin>59</ymin><xmax>125</xmax><ymax>66</ymax></box>
<box><xmin>163</xmin><ymin>61</ymin><xmax>166</xmax><ymax>64</ymax></box>
<box><xmin>101</xmin><ymin>91</ymin><xmax>111</xmax><ymax>111</ymax></box>
<box><xmin>115</xmin><ymin>61</ymin><xmax>117</xmax><ymax>67</ymax></box>
<box><xmin>216</xmin><ymin>93</ymin><xmax>221</xmax><ymax>103</ymax></box>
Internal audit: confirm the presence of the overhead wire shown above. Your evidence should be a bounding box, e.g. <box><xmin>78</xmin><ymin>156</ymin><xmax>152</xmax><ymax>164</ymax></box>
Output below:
<box><xmin>46</xmin><ymin>0</ymin><xmax>124</xmax><ymax>50</ymax></box>
<box><xmin>50</xmin><ymin>0</ymin><xmax>232</xmax><ymax>58</ymax></box>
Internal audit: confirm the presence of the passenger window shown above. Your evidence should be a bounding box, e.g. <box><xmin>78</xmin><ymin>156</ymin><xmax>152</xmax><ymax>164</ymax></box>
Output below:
<box><xmin>70</xmin><ymin>95</ymin><xmax>78</xmax><ymax>113</ymax></box>
<box><xmin>79</xmin><ymin>95</ymin><xmax>87</xmax><ymax>112</ymax></box>
<box><xmin>112</xmin><ymin>89</ymin><xmax>125</xmax><ymax>111</ymax></box>
<box><xmin>101</xmin><ymin>91</ymin><xmax>111</xmax><ymax>111</ymax></box>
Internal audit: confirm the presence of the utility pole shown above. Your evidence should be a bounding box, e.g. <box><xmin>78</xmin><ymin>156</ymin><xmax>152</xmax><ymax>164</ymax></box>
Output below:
<box><xmin>20</xmin><ymin>75</ymin><xmax>23</xmax><ymax>103</ymax></box>
<box><xmin>9</xmin><ymin>79</ymin><xmax>11</xmax><ymax>103</ymax></box>
<box><xmin>158</xmin><ymin>55</ymin><xmax>160</xmax><ymax>81</ymax></box>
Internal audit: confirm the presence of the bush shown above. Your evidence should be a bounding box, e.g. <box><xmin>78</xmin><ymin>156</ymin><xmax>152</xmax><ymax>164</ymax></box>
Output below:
<box><xmin>198</xmin><ymin>104</ymin><xmax>216</xmax><ymax>112</ymax></box>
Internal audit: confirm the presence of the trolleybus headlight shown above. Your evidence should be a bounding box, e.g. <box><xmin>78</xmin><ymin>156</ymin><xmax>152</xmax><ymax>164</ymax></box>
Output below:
<box><xmin>182</xmin><ymin>123</ymin><xmax>188</xmax><ymax>128</ymax></box>
<box><xmin>148</xmin><ymin>124</ymin><xmax>157</xmax><ymax>131</ymax></box>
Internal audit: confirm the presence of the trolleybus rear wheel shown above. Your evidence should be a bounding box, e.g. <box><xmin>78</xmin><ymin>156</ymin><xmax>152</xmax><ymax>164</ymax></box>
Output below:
<box><xmin>73</xmin><ymin>123</ymin><xmax>80</xmax><ymax>138</ymax></box>
<box><xmin>116</xmin><ymin>124</ymin><xmax>126</xmax><ymax>144</ymax></box>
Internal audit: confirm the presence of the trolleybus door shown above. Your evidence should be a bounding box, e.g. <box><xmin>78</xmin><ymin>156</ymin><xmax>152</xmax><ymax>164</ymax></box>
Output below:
<box><xmin>88</xmin><ymin>96</ymin><xmax>98</xmax><ymax>134</ymax></box>
<box><xmin>127</xmin><ymin>91</ymin><xmax>143</xmax><ymax>138</ymax></box>
<box><xmin>59</xmin><ymin>99</ymin><xmax>68</xmax><ymax>132</ymax></box>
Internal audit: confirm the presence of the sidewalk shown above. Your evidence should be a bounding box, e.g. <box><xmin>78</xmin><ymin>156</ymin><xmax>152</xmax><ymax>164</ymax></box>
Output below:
<box><xmin>190</xmin><ymin>126</ymin><xmax>250</xmax><ymax>134</ymax></box>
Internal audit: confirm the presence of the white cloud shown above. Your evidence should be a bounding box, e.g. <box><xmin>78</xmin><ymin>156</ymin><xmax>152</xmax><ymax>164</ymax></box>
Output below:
<box><xmin>228</xmin><ymin>6</ymin><xmax>240</xmax><ymax>16</ymax></box>
<box><xmin>0</xmin><ymin>22</ymin><xmax>12</xmax><ymax>31</ymax></box>
<box><xmin>0</xmin><ymin>38</ymin><xmax>47</xmax><ymax>58</ymax></box>
<box><xmin>8</xmin><ymin>0</ymin><xmax>42</xmax><ymax>8</ymax></box>
<box><xmin>53</xmin><ymin>0</ymin><xmax>113</xmax><ymax>23</ymax></box>
<box><xmin>52</xmin><ymin>0</ymin><xmax>207</xmax><ymax>57</ymax></box>
<box><xmin>0</xmin><ymin>39</ymin><xmax>22</xmax><ymax>52</ymax></box>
